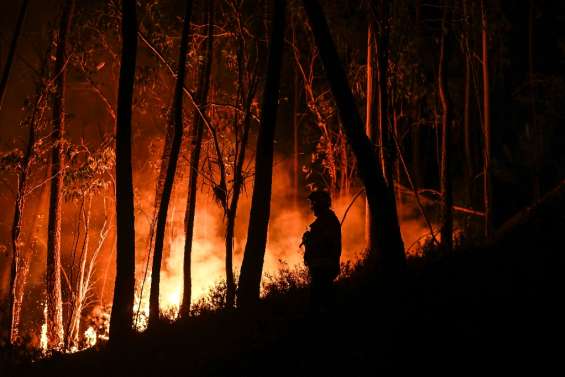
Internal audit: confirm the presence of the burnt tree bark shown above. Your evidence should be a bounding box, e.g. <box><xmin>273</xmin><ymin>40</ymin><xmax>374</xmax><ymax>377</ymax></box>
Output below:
<box><xmin>0</xmin><ymin>0</ymin><xmax>29</xmax><ymax>112</ymax></box>
<box><xmin>438</xmin><ymin>2</ymin><xmax>454</xmax><ymax>253</ymax></box>
<box><xmin>179</xmin><ymin>2</ymin><xmax>214</xmax><ymax>317</ymax></box>
<box><xmin>148</xmin><ymin>0</ymin><xmax>193</xmax><ymax>325</ymax></box>
<box><xmin>46</xmin><ymin>0</ymin><xmax>74</xmax><ymax>349</ymax></box>
<box><xmin>237</xmin><ymin>0</ymin><xmax>286</xmax><ymax>308</ymax></box>
<box><xmin>302</xmin><ymin>0</ymin><xmax>405</xmax><ymax>272</ymax></box>
<box><xmin>109</xmin><ymin>0</ymin><xmax>137</xmax><ymax>344</ymax></box>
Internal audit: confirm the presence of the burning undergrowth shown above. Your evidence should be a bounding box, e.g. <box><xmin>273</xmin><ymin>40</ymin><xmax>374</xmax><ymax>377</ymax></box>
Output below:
<box><xmin>1</xmin><ymin>150</ymin><xmax>438</xmax><ymax>356</ymax></box>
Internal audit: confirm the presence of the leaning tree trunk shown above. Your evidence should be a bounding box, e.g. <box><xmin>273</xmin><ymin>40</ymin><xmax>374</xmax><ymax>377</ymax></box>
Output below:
<box><xmin>481</xmin><ymin>0</ymin><xmax>492</xmax><ymax>238</ymax></box>
<box><xmin>148</xmin><ymin>0</ymin><xmax>193</xmax><ymax>326</ymax></box>
<box><xmin>237</xmin><ymin>0</ymin><xmax>286</xmax><ymax>309</ymax></box>
<box><xmin>109</xmin><ymin>0</ymin><xmax>138</xmax><ymax>344</ymax></box>
<box><xmin>0</xmin><ymin>0</ymin><xmax>29</xmax><ymax>111</ymax></box>
<box><xmin>302</xmin><ymin>0</ymin><xmax>405</xmax><ymax>273</ymax></box>
<box><xmin>179</xmin><ymin>3</ymin><xmax>214</xmax><ymax>318</ymax></box>
<box><xmin>438</xmin><ymin>2</ymin><xmax>453</xmax><ymax>253</ymax></box>
<box><xmin>46</xmin><ymin>0</ymin><xmax>74</xmax><ymax>349</ymax></box>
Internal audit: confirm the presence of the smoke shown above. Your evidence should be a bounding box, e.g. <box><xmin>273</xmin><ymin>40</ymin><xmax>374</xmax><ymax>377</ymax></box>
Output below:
<box><xmin>139</xmin><ymin>156</ymin><xmax>436</xmax><ymax>313</ymax></box>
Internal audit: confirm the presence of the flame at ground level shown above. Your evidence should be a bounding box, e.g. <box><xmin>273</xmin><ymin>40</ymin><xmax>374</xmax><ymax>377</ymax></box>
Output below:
<box><xmin>123</xmin><ymin>189</ymin><xmax>437</xmax><ymax>332</ymax></box>
<box><xmin>36</xmin><ymin>179</ymin><xmax>438</xmax><ymax>349</ymax></box>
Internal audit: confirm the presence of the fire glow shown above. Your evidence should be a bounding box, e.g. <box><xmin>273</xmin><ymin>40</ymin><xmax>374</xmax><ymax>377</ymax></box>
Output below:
<box><xmin>12</xmin><ymin>156</ymin><xmax>436</xmax><ymax>354</ymax></box>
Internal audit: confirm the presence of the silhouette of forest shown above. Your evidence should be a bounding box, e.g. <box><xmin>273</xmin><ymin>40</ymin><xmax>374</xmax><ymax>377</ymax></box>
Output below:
<box><xmin>0</xmin><ymin>0</ymin><xmax>563</xmax><ymax>375</ymax></box>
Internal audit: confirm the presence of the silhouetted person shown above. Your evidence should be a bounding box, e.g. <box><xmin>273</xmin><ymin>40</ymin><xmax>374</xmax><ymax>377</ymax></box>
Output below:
<box><xmin>301</xmin><ymin>190</ymin><xmax>341</xmax><ymax>314</ymax></box>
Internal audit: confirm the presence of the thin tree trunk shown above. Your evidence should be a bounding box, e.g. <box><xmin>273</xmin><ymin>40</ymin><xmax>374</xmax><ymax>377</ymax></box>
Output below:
<box><xmin>224</xmin><ymin>25</ymin><xmax>260</xmax><ymax>309</ymax></box>
<box><xmin>0</xmin><ymin>0</ymin><xmax>29</xmax><ymax>111</ymax></box>
<box><xmin>292</xmin><ymin>67</ymin><xmax>300</xmax><ymax>207</ymax></box>
<box><xmin>462</xmin><ymin>0</ymin><xmax>473</xmax><ymax>206</ymax></box>
<box><xmin>8</xmin><ymin>85</ymin><xmax>38</xmax><ymax>344</ymax></box>
<box><xmin>439</xmin><ymin>2</ymin><xmax>453</xmax><ymax>253</ymax></box>
<box><xmin>148</xmin><ymin>0</ymin><xmax>193</xmax><ymax>325</ymax></box>
<box><xmin>8</xmin><ymin>195</ymin><xmax>23</xmax><ymax>344</ymax></box>
<box><xmin>46</xmin><ymin>0</ymin><xmax>74</xmax><ymax>349</ymax></box>
<box><xmin>237</xmin><ymin>0</ymin><xmax>286</xmax><ymax>308</ymax></box>
<box><xmin>179</xmin><ymin>2</ymin><xmax>214</xmax><ymax>317</ymax></box>
<box><xmin>109</xmin><ymin>0</ymin><xmax>137</xmax><ymax>344</ymax></box>
<box><xmin>365</xmin><ymin>21</ymin><xmax>377</xmax><ymax>252</ymax></box>
<box><xmin>393</xmin><ymin>109</ymin><xmax>401</xmax><ymax>209</ymax></box>
<box><xmin>225</xmin><ymin>98</ymin><xmax>253</xmax><ymax>309</ymax></box>
<box><xmin>66</xmin><ymin>195</ymin><xmax>91</xmax><ymax>349</ymax></box>
<box><xmin>481</xmin><ymin>0</ymin><xmax>493</xmax><ymax>238</ymax></box>
<box><xmin>372</xmin><ymin>0</ymin><xmax>393</xmax><ymax>185</ymax></box>
<box><xmin>301</xmin><ymin>0</ymin><xmax>405</xmax><ymax>272</ymax></box>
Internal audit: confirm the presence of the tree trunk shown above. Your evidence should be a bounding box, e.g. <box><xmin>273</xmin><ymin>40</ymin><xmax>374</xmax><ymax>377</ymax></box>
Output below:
<box><xmin>0</xmin><ymin>0</ymin><xmax>29</xmax><ymax>111</ymax></box>
<box><xmin>292</xmin><ymin>67</ymin><xmax>300</xmax><ymax>207</ymax></box>
<box><xmin>481</xmin><ymin>0</ymin><xmax>493</xmax><ymax>238</ymax></box>
<box><xmin>301</xmin><ymin>0</ymin><xmax>405</xmax><ymax>272</ymax></box>
<box><xmin>46</xmin><ymin>0</ymin><xmax>74</xmax><ymax>349</ymax></box>
<box><xmin>225</xmin><ymin>97</ymin><xmax>253</xmax><ymax>309</ymax></box>
<box><xmin>179</xmin><ymin>2</ymin><xmax>214</xmax><ymax>317</ymax></box>
<box><xmin>109</xmin><ymin>0</ymin><xmax>137</xmax><ymax>344</ymax></box>
<box><xmin>148</xmin><ymin>0</ymin><xmax>193</xmax><ymax>326</ymax></box>
<box><xmin>236</xmin><ymin>0</ymin><xmax>286</xmax><ymax>308</ymax></box>
<box><xmin>374</xmin><ymin>2</ymin><xmax>392</xmax><ymax>185</ymax></box>
<box><xmin>225</xmin><ymin>25</ymin><xmax>259</xmax><ymax>309</ymax></box>
<box><xmin>66</xmin><ymin>195</ymin><xmax>91</xmax><ymax>350</ymax></box>
<box><xmin>393</xmin><ymin>110</ymin><xmax>401</xmax><ymax>208</ymax></box>
<box><xmin>439</xmin><ymin>2</ymin><xmax>453</xmax><ymax>253</ymax></box>
<box><xmin>8</xmin><ymin>86</ymin><xmax>38</xmax><ymax>344</ymax></box>
<box><xmin>367</xmin><ymin>0</ymin><xmax>401</xmax><ymax>260</ymax></box>
<box><xmin>462</xmin><ymin>0</ymin><xmax>473</xmax><ymax>206</ymax></box>
<box><xmin>365</xmin><ymin>21</ymin><xmax>377</xmax><ymax>252</ymax></box>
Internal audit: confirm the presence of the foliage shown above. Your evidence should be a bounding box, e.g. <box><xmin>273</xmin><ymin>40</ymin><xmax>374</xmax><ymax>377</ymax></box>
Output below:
<box><xmin>63</xmin><ymin>141</ymin><xmax>115</xmax><ymax>202</ymax></box>
<box><xmin>261</xmin><ymin>260</ymin><xmax>308</xmax><ymax>297</ymax></box>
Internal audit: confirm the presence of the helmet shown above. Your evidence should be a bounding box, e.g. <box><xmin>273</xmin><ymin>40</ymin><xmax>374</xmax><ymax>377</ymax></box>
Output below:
<box><xmin>307</xmin><ymin>190</ymin><xmax>331</xmax><ymax>208</ymax></box>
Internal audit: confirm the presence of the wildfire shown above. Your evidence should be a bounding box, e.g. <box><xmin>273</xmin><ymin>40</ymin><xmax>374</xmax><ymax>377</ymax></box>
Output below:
<box><xmin>31</xmin><ymin>170</ymin><xmax>436</xmax><ymax>355</ymax></box>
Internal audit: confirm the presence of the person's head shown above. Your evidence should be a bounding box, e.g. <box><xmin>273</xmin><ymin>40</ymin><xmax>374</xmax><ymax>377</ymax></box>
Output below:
<box><xmin>307</xmin><ymin>190</ymin><xmax>331</xmax><ymax>217</ymax></box>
